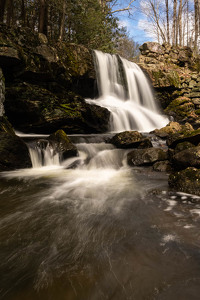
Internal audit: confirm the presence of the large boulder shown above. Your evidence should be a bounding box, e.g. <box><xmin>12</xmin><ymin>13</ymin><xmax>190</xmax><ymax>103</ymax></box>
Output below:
<box><xmin>165</xmin><ymin>96</ymin><xmax>197</xmax><ymax>123</ymax></box>
<box><xmin>5</xmin><ymin>83</ymin><xmax>110</xmax><ymax>134</ymax></box>
<box><xmin>172</xmin><ymin>146</ymin><xmax>200</xmax><ymax>169</ymax></box>
<box><xmin>0</xmin><ymin>133</ymin><xmax>31</xmax><ymax>171</ymax></box>
<box><xmin>110</xmin><ymin>131</ymin><xmax>152</xmax><ymax>149</ymax></box>
<box><xmin>169</xmin><ymin>167</ymin><xmax>200</xmax><ymax>196</ymax></box>
<box><xmin>48</xmin><ymin>130</ymin><xmax>77</xmax><ymax>159</ymax></box>
<box><xmin>139</xmin><ymin>42</ymin><xmax>164</xmax><ymax>55</ymax></box>
<box><xmin>167</xmin><ymin>128</ymin><xmax>200</xmax><ymax>148</ymax></box>
<box><xmin>153</xmin><ymin>122</ymin><xmax>193</xmax><ymax>138</ymax></box>
<box><xmin>127</xmin><ymin>147</ymin><xmax>168</xmax><ymax>166</ymax></box>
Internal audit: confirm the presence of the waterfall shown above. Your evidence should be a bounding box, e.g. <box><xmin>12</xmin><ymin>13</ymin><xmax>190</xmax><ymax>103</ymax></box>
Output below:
<box><xmin>86</xmin><ymin>50</ymin><xmax>168</xmax><ymax>132</ymax></box>
<box><xmin>28</xmin><ymin>140</ymin><xmax>60</xmax><ymax>168</ymax></box>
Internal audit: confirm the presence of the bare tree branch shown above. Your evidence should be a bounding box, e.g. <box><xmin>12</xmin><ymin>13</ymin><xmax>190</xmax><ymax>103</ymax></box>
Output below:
<box><xmin>110</xmin><ymin>0</ymin><xmax>135</xmax><ymax>14</ymax></box>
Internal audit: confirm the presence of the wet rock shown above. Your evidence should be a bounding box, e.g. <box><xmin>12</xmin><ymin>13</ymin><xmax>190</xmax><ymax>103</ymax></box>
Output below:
<box><xmin>174</xmin><ymin>141</ymin><xmax>195</xmax><ymax>153</ymax></box>
<box><xmin>153</xmin><ymin>160</ymin><xmax>172</xmax><ymax>172</ymax></box>
<box><xmin>169</xmin><ymin>167</ymin><xmax>200</xmax><ymax>196</ymax></box>
<box><xmin>167</xmin><ymin>128</ymin><xmax>200</xmax><ymax>148</ymax></box>
<box><xmin>0</xmin><ymin>132</ymin><xmax>31</xmax><ymax>171</ymax></box>
<box><xmin>127</xmin><ymin>147</ymin><xmax>168</xmax><ymax>166</ymax></box>
<box><xmin>48</xmin><ymin>130</ymin><xmax>78</xmax><ymax>159</ymax></box>
<box><xmin>110</xmin><ymin>131</ymin><xmax>147</xmax><ymax>149</ymax></box>
<box><xmin>172</xmin><ymin>146</ymin><xmax>200</xmax><ymax>169</ymax></box>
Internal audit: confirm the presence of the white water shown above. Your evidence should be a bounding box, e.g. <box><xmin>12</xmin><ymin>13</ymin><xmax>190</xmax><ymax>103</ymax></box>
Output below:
<box><xmin>28</xmin><ymin>142</ymin><xmax>60</xmax><ymax>168</ymax></box>
<box><xmin>86</xmin><ymin>50</ymin><xmax>168</xmax><ymax>132</ymax></box>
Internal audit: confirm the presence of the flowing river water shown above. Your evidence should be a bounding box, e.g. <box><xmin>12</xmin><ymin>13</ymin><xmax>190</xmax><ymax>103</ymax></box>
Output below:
<box><xmin>1</xmin><ymin>134</ymin><xmax>200</xmax><ymax>300</ymax></box>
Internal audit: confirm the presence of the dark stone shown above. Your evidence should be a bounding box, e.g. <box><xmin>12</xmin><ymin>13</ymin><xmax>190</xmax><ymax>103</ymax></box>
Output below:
<box><xmin>169</xmin><ymin>167</ymin><xmax>200</xmax><ymax>196</ymax></box>
<box><xmin>110</xmin><ymin>131</ymin><xmax>144</xmax><ymax>149</ymax></box>
<box><xmin>153</xmin><ymin>160</ymin><xmax>171</xmax><ymax>172</ymax></box>
<box><xmin>174</xmin><ymin>141</ymin><xmax>195</xmax><ymax>153</ymax></box>
<box><xmin>48</xmin><ymin>130</ymin><xmax>78</xmax><ymax>159</ymax></box>
<box><xmin>0</xmin><ymin>116</ymin><xmax>15</xmax><ymax>135</ymax></box>
<box><xmin>4</xmin><ymin>83</ymin><xmax>110</xmax><ymax>134</ymax></box>
<box><xmin>0</xmin><ymin>132</ymin><xmax>31</xmax><ymax>171</ymax></box>
<box><xmin>172</xmin><ymin>146</ymin><xmax>200</xmax><ymax>169</ymax></box>
<box><xmin>127</xmin><ymin>147</ymin><xmax>168</xmax><ymax>166</ymax></box>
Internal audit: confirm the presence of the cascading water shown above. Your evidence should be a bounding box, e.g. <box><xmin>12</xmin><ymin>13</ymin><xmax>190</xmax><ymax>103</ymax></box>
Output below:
<box><xmin>28</xmin><ymin>140</ymin><xmax>60</xmax><ymax>168</ymax></box>
<box><xmin>86</xmin><ymin>50</ymin><xmax>168</xmax><ymax>132</ymax></box>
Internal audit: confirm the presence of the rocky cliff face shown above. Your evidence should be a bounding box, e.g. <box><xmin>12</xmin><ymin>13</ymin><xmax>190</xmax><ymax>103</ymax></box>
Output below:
<box><xmin>0</xmin><ymin>25</ymin><xmax>108</xmax><ymax>134</ymax></box>
<box><xmin>139</xmin><ymin>42</ymin><xmax>200</xmax><ymax>127</ymax></box>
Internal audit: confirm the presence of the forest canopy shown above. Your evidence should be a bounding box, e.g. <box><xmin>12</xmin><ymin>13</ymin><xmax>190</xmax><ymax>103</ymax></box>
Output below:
<box><xmin>0</xmin><ymin>0</ymin><xmax>140</xmax><ymax>55</ymax></box>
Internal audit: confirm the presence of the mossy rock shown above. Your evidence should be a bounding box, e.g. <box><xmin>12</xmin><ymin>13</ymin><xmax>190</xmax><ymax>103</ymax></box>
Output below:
<box><xmin>110</xmin><ymin>131</ymin><xmax>144</xmax><ymax>149</ymax></box>
<box><xmin>169</xmin><ymin>167</ymin><xmax>200</xmax><ymax>196</ymax></box>
<box><xmin>165</xmin><ymin>96</ymin><xmax>195</xmax><ymax>119</ymax></box>
<box><xmin>172</xmin><ymin>146</ymin><xmax>200</xmax><ymax>170</ymax></box>
<box><xmin>167</xmin><ymin>128</ymin><xmax>200</xmax><ymax>148</ymax></box>
<box><xmin>127</xmin><ymin>147</ymin><xmax>168</xmax><ymax>166</ymax></box>
<box><xmin>48</xmin><ymin>129</ymin><xmax>78</xmax><ymax>159</ymax></box>
<box><xmin>5</xmin><ymin>83</ymin><xmax>110</xmax><ymax>134</ymax></box>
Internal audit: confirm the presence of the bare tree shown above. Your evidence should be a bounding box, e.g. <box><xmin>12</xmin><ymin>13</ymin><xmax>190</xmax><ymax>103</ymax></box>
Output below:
<box><xmin>58</xmin><ymin>0</ymin><xmax>66</xmax><ymax>41</ymax></box>
<box><xmin>178</xmin><ymin>0</ymin><xmax>183</xmax><ymax>46</ymax></box>
<box><xmin>194</xmin><ymin>0</ymin><xmax>199</xmax><ymax>51</ymax></box>
<box><xmin>165</xmin><ymin>0</ymin><xmax>170</xmax><ymax>43</ymax></box>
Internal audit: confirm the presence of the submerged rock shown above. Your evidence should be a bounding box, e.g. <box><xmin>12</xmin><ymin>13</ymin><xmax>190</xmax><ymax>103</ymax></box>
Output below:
<box><xmin>110</xmin><ymin>131</ymin><xmax>152</xmax><ymax>149</ymax></box>
<box><xmin>169</xmin><ymin>167</ymin><xmax>200</xmax><ymax>196</ymax></box>
<box><xmin>127</xmin><ymin>147</ymin><xmax>168</xmax><ymax>166</ymax></box>
<box><xmin>48</xmin><ymin>130</ymin><xmax>78</xmax><ymax>159</ymax></box>
<box><xmin>0</xmin><ymin>133</ymin><xmax>31</xmax><ymax>171</ymax></box>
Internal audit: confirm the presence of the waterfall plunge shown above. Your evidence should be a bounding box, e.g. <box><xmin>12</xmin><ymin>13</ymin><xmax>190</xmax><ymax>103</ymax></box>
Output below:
<box><xmin>86</xmin><ymin>50</ymin><xmax>168</xmax><ymax>133</ymax></box>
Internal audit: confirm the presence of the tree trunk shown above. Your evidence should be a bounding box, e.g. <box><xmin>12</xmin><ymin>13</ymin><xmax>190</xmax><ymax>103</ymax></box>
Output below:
<box><xmin>59</xmin><ymin>0</ymin><xmax>66</xmax><ymax>41</ymax></box>
<box><xmin>173</xmin><ymin>0</ymin><xmax>177</xmax><ymax>45</ymax></box>
<box><xmin>21</xmin><ymin>0</ymin><xmax>26</xmax><ymax>26</ymax></box>
<box><xmin>194</xmin><ymin>0</ymin><xmax>199</xmax><ymax>51</ymax></box>
<box><xmin>38</xmin><ymin>0</ymin><xmax>48</xmax><ymax>35</ymax></box>
<box><xmin>0</xmin><ymin>0</ymin><xmax>7</xmax><ymax>22</ymax></box>
<box><xmin>165</xmin><ymin>0</ymin><xmax>170</xmax><ymax>43</ymax></box>
<box><xmin>178</xmin><ymin>0</ymin><xmax>183</xmax><ymax>46</ymax></box>
<box><xmin>6</xmin><ymin>0</ymin><xmax>14</xmax><ymax>26</ymax></box>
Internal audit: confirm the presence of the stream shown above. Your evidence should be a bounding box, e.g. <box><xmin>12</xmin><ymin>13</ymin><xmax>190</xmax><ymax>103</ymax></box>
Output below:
<box><xmin>1</xmin><ymin>134</ymin><xmax>200</xmax><ymax>300</ymax></box>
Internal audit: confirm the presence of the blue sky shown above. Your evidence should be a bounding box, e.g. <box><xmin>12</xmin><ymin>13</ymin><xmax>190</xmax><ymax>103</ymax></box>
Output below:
<box><xmin>113</xmin><ymin>0</ymin><xmax>154</xmax><ymax>45</ymax></box>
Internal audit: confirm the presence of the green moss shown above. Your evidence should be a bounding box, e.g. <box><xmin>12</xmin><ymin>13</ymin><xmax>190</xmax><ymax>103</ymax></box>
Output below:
<box><xmin>166</xmin><ymin>70</ymin><xmax>181</xmax><ymax>88</ymax></box>
<box><xmin>165</xmin><ymin>97</ymin><xmax>194</xmax><ymax>117</ymax></box>
<box><xmin>59</xmin><ymin>103</ymin><xmax>82</xmax><ymax>118</ymax></box>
